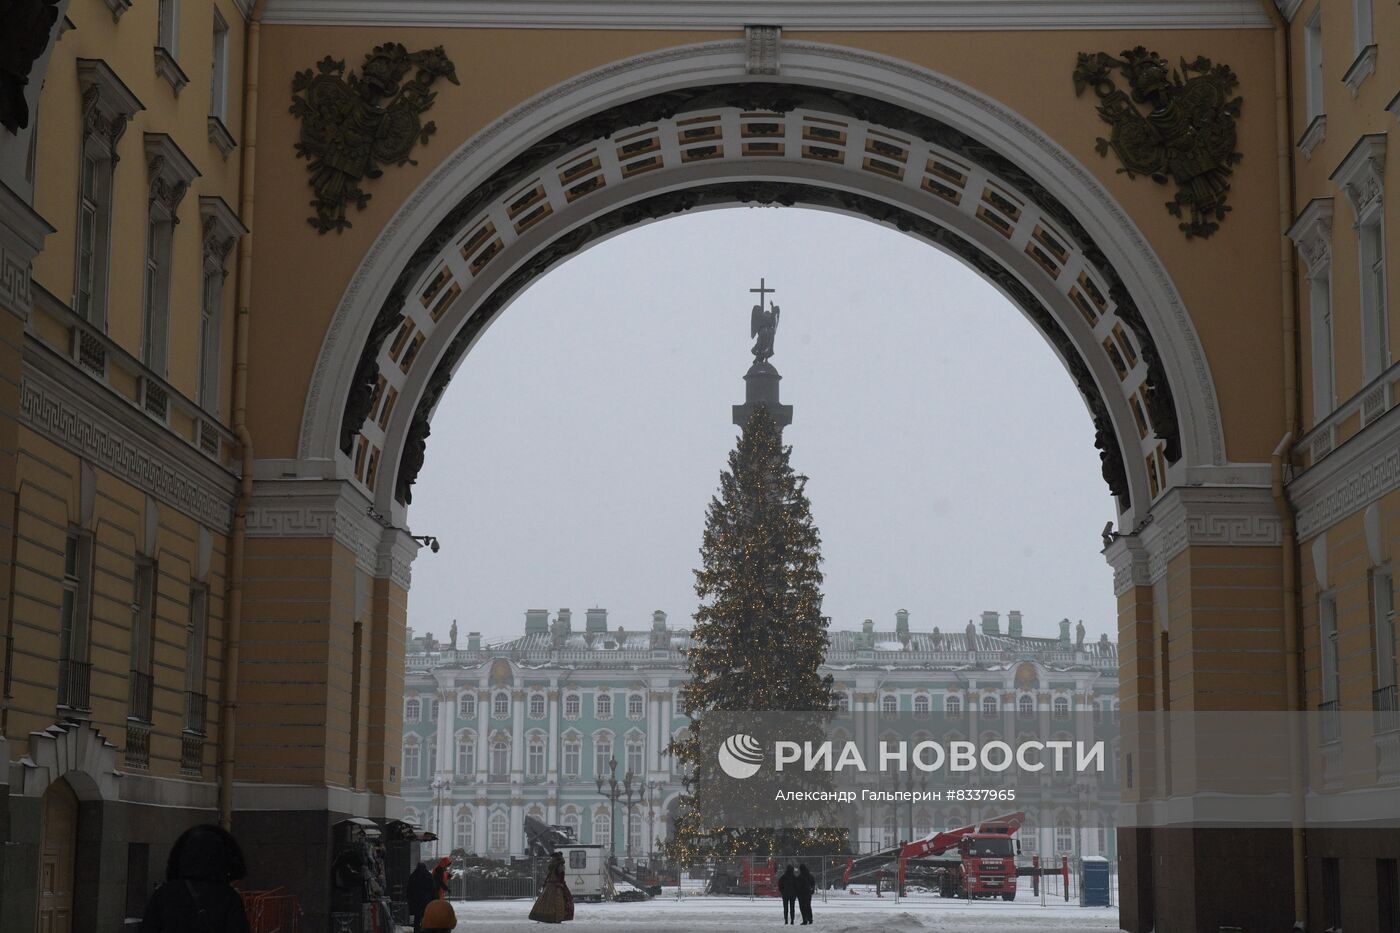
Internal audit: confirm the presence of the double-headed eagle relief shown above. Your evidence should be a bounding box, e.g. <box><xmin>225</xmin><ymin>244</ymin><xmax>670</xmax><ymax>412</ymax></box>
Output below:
<box><xmin>1073</xmin><ymin>46</ymin><xmax>1243</xmax><ymax>239</ymax></box>
<box><xmin>291</xmin><ymin>43</ymin><xmax>458</xmax><ymax>233</ymax></box>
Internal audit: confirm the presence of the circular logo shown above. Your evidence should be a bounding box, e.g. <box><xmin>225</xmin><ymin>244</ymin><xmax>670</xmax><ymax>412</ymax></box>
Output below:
<box><xmin>718</xmin><ymin>733</ymin><xmax>764</xmax><ymax>779</ymax></box>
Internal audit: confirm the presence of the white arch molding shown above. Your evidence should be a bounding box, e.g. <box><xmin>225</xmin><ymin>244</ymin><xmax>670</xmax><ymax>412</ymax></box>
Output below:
<box><xmin>295</xmin><ymin>39</ymin><xmax>1230</xmax><ymax>530</ymax></box>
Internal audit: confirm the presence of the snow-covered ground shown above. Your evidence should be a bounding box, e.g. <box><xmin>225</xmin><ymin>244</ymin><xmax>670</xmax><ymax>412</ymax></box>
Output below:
<box><xmin>442</xmin><ymin>890</ymin><xmax>1126</xmax><ymax>932</ymax></box>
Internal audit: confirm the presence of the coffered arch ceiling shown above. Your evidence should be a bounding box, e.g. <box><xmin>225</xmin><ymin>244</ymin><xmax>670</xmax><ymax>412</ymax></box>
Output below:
<box><xmin>298</xmin><ymin>41</ymin><xmax>1228</xmax><ymax>532</ymax></box>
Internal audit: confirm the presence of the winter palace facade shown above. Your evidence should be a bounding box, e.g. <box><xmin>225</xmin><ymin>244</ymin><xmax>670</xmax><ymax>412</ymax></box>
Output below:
<box><xmin>401</xmin><ymin>607</ymin><xmax>1120</xmax><ymax>863</ymax></box>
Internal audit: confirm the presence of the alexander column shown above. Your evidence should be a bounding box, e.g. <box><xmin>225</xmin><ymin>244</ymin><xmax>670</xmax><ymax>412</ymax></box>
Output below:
<box><xmin>732</xmin><ymin>278</ymin><xmax>794</xmax><ymax>431</ymax></box>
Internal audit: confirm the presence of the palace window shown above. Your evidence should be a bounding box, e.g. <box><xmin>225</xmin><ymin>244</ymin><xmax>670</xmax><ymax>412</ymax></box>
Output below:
<box><xmin>428</xmin><ymin>699</ymin><xmax>440</xmax><ymax>722</ymax></box>
<box><xmin>913</xmin><ymin>694</ymin><xmax>930</xmax><ymax>716</ymax></box>
<box><xmin>490</xmin><ymin>739</ymin><xmax>509</xmax><ymax>777</ymax></box>
<box><xmin>561</xmin><ymin>811</ymin><xmax>580</xmax><ymax>841</ymax></box>
<box><xmin>1303</xmin><ymin>9</ymin><xmax>1323</xmax><ymax>123</ymax></box>
<box><xmin>563</xmin><ymin>738</ymin><xmax>581</xmax><ymax>779</ymax></box>
<box><xmin>881</xmin><ymin>694</ymin><xmax>898</xmax><ymax>716</ymax></box>
<box><xmin>529</xmin><ymin>692</ymin><xmax>546</xmax><ymax>719</ymax></box>
<box><xmin>493</xmin><ymin>691</ymin><xmax>510</xmax><ymax>718</ymax></box>
<box><xmin>456</xmin><ymin>733</ymin><xmax>475</xmax><ymax>774</ymax></box>
<box><xmin>527</xmin><ymin>736</ymin><xmax>545</xmax><ymax>776</ymax></box>
<box><xmin>836</xmin><ymin>692</ymin><xmax>850</xmax><ymax>713</ymax></box>
<box><xmin>128</xmin><ymin>557</ymin><xmax>158</xmax><ymax>723</ymax></box>
<box><xmin>405</xmin><ymin>698</ymin><xmax>420</xmax><ymax>722</ymax></box>
<box><xmin>945</xmin><ymin>695</ymin><xmax>961</xmax><ymax>716</ymax></box>
<box><xmin>455</xmin><ymin>811</ymin><xmax>473</xmax><ymax>852</ymax></box>
<box><xmin>141</xmin><ymin>135</ymin><xmax>198</xmax><ymax>380</ymax></box>
<box><xmin>1359</xmin><ymin>213</ymin><xmax>1389</xmax><ymax>382</ymax></box>
<box><xmin>595</xmin><ymin>691</ymin><xmax>613</xmax><ymax>719</ymax></box>
<box><xmin>628</xmin><ymin>812</ymin><xmax>643</xmax><ymax>855</ymax></box>
<box><xmin>981</xmin><ymin>695</ymin><xmax>999</xmax><ymax>716</ymax></box>
<box><xmin>184</xmin><ymin>584</ymin><xmax>208</xmax><ymax>734</ymax></box>
<box><xmin>627</xmin><ymin>693</ymin><xmax>644</xmax><ymax>719</ymax></box>
<box><xmin>1374</xmin><ymin>569</ymin><xmax>1398</xmax><ymax>731</ymax></box>
<box><xmin>1352</xmin><ymin>0</ymin><xmax>1373</xmax><ymax>55</ymax></box>
<box><xmin>75</xmin><ymin>147</ymin><xmax>112</xmax><ymax>325</ymax></box>
<box><xmin>1018</xmin><ymin>694</ymin><xmax>1035</xmax><ymax>718</ymax></box>
<box><xmin>564</xmin><ymin>693</ymin><xmax>580</xmax><ymax>719</ymax></box>
<box><xmin>198</xmin><ymin>261</ymin><xmax>222</xmax><ymax>409</ymax></box>
<box><xmin>594</xmin><ymin>733</ymin><xmax>613</xmax><ymax>778</ymax></box>
<box><xmin>402</xmin><ymin>740</ymin><xmax>420</xmax><ymax>780</ymax></box>
<box><xmin>426</xmin><ymin>741</ymin><xmax>437</xmax><ymax>777</ymax></box>
<box><xmin>1055</xmin><ymin>815</ymin><xmax>1075</xmax><ymax>854</ymax></box>
<box><xmin>489</xmin><ymin>812</ymin><xmax>508</xmax><ymax>852</ymax></box>
<box><xmin>210</xmin><ymin>9</ymin><xmax>229</xmax><ymax>120</ymax></box>
<box><xmin>593</xmin><ymin>811</ymin><xmax>611</xmax><ymax>848</ymax></box>
<box><xmin>57</xmin><ymin>530</ymin><xmax>95</xmax><ymax>710</ymax></box>
<box><xmin>626</xmin><ymin>737</ymin><xmax>644</xmax><ymax>777</ymax></box>
<box><xmin>459</xmin><ymin>692</ymin><xmax>476</xmax><ymax>720</ymax></box>
<box><xmin>1053</xmin><ymin>697</ymin><xmax>1071</xmax><ymax>720</ymax></box>
<box><xmin>73</xmin><ymin>60</ymin><xmax>141</xmax><ymax>330</ymax></box>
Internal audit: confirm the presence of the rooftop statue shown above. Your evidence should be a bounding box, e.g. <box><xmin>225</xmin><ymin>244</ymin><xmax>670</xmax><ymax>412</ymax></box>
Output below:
<box><xmin>749</xmin><ymin>278</ymin><xmax>780</xmax><ymax>363</ymax></box>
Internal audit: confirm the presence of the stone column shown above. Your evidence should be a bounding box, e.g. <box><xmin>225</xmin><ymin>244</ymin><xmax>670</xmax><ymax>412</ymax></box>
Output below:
<box><xmin>647</xmin><ymin>691</ymin><xmax>660</xmax><ymax>772</ymax></box>
<box><xmin>474</xmin><ymin>797</ymin><xmax>488</xmax><ymax>854</ymax></box>
<box><xmin>476</xmin><ymin>687</ymin><xmax>489</xmax><ymax>779</ymax></box>
<box><xmin>547</xmin><ymin>687</ymin><xmax>559</xmax><ymax>781</ymax></box>
<box><xmin>510</xmin><ymin>796</ymin><xmax>524</xmax><ymax>856</ymax></box>
<box><xmin>510</xmin><ymin>689</ymin><xmax>526</xmax><ymax>776</ymax></box>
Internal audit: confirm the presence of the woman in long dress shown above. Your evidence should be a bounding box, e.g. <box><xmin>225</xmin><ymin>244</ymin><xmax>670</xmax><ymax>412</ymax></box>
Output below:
<box><xmin>529</xmin><ymin>852</ymin><xmax>575</xmax><ymax>923</ymax></box>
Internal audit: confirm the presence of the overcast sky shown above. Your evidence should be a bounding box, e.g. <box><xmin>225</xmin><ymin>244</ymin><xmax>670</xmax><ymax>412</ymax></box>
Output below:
<box><xmin>406</xmin><ymin>207</ymin><xmax>1117</xmax><ymax>646</ymax></box>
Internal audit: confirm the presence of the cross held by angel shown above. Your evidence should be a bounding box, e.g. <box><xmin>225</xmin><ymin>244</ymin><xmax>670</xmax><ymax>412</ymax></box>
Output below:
<box><xmin>750</xmin><ymin>278</ymin><xmax>780</xmax><ymax>363</ymax></box>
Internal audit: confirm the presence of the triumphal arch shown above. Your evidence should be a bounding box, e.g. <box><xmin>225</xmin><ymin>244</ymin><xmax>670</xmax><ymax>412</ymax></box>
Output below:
<box><xmin>1</xmin><ymin>1</ymin><xmax>1396</xmax><ymax>930</ymax></box>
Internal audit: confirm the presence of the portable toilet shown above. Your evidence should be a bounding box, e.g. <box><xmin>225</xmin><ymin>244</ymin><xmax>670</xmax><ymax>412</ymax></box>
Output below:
<box><xmin>557</xmin><ymin>844</ymin><xmax>612</xmax><ymax>901</ymax></box>
<box><xmin>1081</xmin><ymin>855</ymin><xmax>1110</xmax><ymax>907</ymax></box>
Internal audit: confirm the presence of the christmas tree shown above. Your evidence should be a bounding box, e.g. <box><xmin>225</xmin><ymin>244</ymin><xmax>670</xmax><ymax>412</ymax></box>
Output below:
<box><xmin>667</xmin><ymin>404</ymin><xmax>845</xmax><ymax>860</ymax></box>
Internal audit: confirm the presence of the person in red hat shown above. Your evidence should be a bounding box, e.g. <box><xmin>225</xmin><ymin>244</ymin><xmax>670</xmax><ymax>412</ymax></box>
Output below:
<box><xmin>431</xmin><ymin>856</ymin><xmax>453</xmax><ymax>901</ymax></box>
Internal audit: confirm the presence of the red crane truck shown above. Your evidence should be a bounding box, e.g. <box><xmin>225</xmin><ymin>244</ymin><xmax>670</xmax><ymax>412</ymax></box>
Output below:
<box><xmin>844</xmin><ymin>810</ymin><xmax>1025</xmax><ymax>901</ymax></box>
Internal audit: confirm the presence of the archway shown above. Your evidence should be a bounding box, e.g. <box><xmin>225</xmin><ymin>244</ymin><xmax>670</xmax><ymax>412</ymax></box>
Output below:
<box><xmin>38</xmin><ymin>778</ymin><xmax>77</xmax><ymax>933</ymax></box>
<box><xmin>296</xmin><ymin>42</ymin><xmax>1226</xmax><ymax>533</ymax></box>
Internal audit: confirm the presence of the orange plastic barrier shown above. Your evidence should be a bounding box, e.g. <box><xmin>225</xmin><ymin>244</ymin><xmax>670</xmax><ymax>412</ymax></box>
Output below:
<box><xmin>240</xmin><ymin>888</ymin><xmax>304</xmax><ymax>933</ymax></box>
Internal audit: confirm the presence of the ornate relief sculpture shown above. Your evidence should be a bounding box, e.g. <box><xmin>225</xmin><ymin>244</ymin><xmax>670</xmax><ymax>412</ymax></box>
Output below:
<box><xmin>1073</xmin><ymin>47</ymin><xmax>1242</xmax><ymax>239</ymax></box>
<box><xmin>290</xmin><ymin>42</ymin><xmax>458</xmax><ymax>233</ymax></box>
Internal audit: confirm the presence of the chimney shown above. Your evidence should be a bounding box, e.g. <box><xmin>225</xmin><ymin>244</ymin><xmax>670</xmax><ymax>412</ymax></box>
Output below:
<box><xmin>1007</xmin><ymin>610</ymin><xmax>1023</xmax><ymax>638</ymax></box>
<box><xmin>1058</xmin><ymin>618</ymin><xmax>1072</xmax><ymax>647</ymax></box>
<box><xmin>895</xmin><ymin>609</ymin><xmax>909</xmax><ymax>636</ymax></box>
<box><xmin>652</xmin><ymin>610</ymin><xmax>668</xmax><ymax>631</ymax></box>
<box><xmin>558</xmin><ymin>608</ymin><xmax>572</xmax><ymax>633</ymax></box>
<box><xmin>525</xmin><ymin>609</ymin><xmax>549</xmax><ymax>635</ymax></box>
<box><xmin>980</xmin><ymin>610</ymin><xmax>1000</xmax><ymax>635</ymax></box>
<box><xmin>586</xmin><ymin>607</ymin><xmax>608</xmax><ymax>633</ymax></box>
<box><xmin>467</xmin><ymin>631</ymin><xmax>481</xmax><ymax>651</ymax></box>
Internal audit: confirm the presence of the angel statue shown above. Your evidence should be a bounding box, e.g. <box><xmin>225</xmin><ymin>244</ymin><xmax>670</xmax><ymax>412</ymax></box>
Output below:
<box><xmin>751</xmin><ymin>302</ymin><xmax>780</xmax><ymax>363</ymax></box>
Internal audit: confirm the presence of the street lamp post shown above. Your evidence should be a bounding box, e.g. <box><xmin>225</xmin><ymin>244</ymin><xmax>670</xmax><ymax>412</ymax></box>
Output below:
<box><xmin>643</xmin><ymin>779</ymin><xmax>663</xmax><ymax>866</ymax></box>
<box><xmin>595</xmin><ymin>756</ymin><xmax>641</xmax><ymax>863</ymax></box>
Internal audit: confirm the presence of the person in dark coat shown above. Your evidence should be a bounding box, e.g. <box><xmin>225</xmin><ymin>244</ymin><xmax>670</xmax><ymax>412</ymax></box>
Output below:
<box><xmin>432</xmin><ymin>856</ymin><xmax>453</xmax><ymax>900</ymax></box>
<box><xmin>407</xmin><ymin>862</ymin><xmax>435</xmax><ymax>932</ymax></box>
<box><xmin>140</xmin><ymin>824</ymin><xmax>251</xmax><ymax>933</ymax></box>
<box><xmin>796</xmin><ymin>863</ymin><xmax>816</xmax><ymax>925</ymax></box>
<box><xmin>777</xmin><ymin>865</ymin><xmax>798</xmax><ymax>924</ymax></box>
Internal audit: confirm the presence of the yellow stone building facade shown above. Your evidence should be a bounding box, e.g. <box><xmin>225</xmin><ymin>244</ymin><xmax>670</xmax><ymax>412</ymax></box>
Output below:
<box><xmin>0</xmin><ymin>1</ymin><xmax>1395</xmax><ymax>930</ymax></box>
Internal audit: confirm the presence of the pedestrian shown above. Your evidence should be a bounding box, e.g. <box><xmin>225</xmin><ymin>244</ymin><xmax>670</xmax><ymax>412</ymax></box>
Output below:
<box><xmin>777</xmin><ymin>864</ymin><xmax>798</xmax><ymax>925</ymax></box>
<box><xmin>432</xmin><ymin>855</ymin><xmax>453</xmax><ymax>900</ymax></box>
<box><xmin>796</xmin><ymin>863</ymin><xmax>816</xmax><ymax>925</ymax></box>
<box><xmin>528</xmin><ymin>851</ymin><xmax>575</xmax><ymax>923</ymax></box>
<box><xmin>407</xmin><ymin>861</ymin><xmax>435</xmax><ymax>932</ymax></box>
<box><xmin>140</xmin><ymin>824</ymin><xmax>251</xmax><ymax>933</ymax></box>
<box><xmin>421</xmin><ymin>897</ymin><xmax>457</xmax><ymax>932</ymax></box>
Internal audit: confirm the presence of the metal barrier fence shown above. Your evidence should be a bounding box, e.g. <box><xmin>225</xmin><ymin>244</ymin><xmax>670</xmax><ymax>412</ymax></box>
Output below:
<box><xmin>240</xmin><ymin>888</ymin><xmax>303</xmax><ymax>933</ymax></box>
<box><xmin>450</xmin><ymin>869</ymin><xmax>541</xmax><ymax>900</ymax></box>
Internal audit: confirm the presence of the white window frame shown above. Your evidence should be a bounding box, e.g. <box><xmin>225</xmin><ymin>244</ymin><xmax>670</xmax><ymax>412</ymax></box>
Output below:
<box><xmin>1352</xmin><ymin>0</ymin><xmax>1372</xmax><ymax>54</ymax></box>
<box><xmin>563</xmin><ymin>737</ymin><xmax>581</xmax><ymax>779</ymax></box>
<box><xmin>141</xmin><ymin>209</ymin><xmax>173</xmax><ymax>376</ymax></box>
<box><xmin>627</xmin><ymin>693</ymin><xmax>644</xmax><ymax>720</ymax></box>
<box><xmin>455</xmin><ymin>810</ymin><xmax>472</xmax><ymax>851</ymax></box>
<box><xmin>563</xmin><ymin>692</ymin><xmax>580</xmax><ymax>720</ymax></box>
<box><xmin>595</xmin><ymin>691</ymin><xmax>613</xmax><ymax>719</ymax></box>
<box><xmin>489</xmin><ymin>738</ymin><xmax>509</xmax><ymax>776</ymax></box>
<box><xmin>405</xmin><ymin>698</ymin><xmax>420</xmax><ymax>722</ymax></box>
<box><xmin>625</xmin><ymin>737</ymin><xmax>644</xmax><ymax>777</ymax></box>
<box><xmin>75</xmin><ymin>141</ymin><xmax>113</xmax><ymax>327</ymax></box>
<box><xmin>492</xmin><ymin>690</ymin><xmax>510</xmax><ymax>718</ymax></box>
<box><xmin>945</xmin><ymin>694</ymin><xmax>961</xmax><ymax>716</ymax></box>
<box><xmin>402</xmin><ymin>739</ymin><xmax>420</xmax><ymax>780</ymax></box>
<box><xmin>210</xmin><ymin>8</ymin><xmax>229</xmax><ymax>119</ymax></box>
<box><xmin>456</xmin><ymin>732</ymin><xmax>475</xmax><ymax>774</ymax></box>
<box><xmin>1359</xmin><ymin>213</ymin><xmax>1389</xmax><ymax>382</ymax></box>
<box><xmin>1053</xmin><ymin>696</ymin><xmax>1071</xmax><ymax>720</ymax></box>
<box><xmin>488</xmin><ymin>812</ymin><xmax>508</xmax><ymax>852</ymax></box>
<box><xmin>528</xmin><ymin>692</ymin><xmax>546</xmax><ymax>719</ymax></box>
<box><xmin>459</xmin><ymin>692</ymin><xmax>476</xmax><ymax>720</ymax></box>
<box><xmin>158</xmin><ymin>0</ymin><xmax>180</xmax><ymax>57</ymax></box>
<box><xmin>1320</xmin><ymin>593</ymin><xmax>1340</xmax><ymax>705</ymax></box>
<box><xmin>527</xmin><ymin>735</ymin><xmax>545</xmax><ymax>776</ymax></box>
<box><xmin>1304</xmin><ymin>8</ymin><xmax>1324</xmax><ymax>122</ymax></box>
<box><xmin>1375</xmin><ymin>569</ymin><xmax>1396</xmax><ymax>692</ymax></box>
<box><xmin>594</xmin><ymin>733</ymin><xmax>613</xmax><ymax>777</ymax></box>
<box><xmin>981</xmin><ymin>695</ymin><xmax>998</xmax><ymax>716</ymax></box>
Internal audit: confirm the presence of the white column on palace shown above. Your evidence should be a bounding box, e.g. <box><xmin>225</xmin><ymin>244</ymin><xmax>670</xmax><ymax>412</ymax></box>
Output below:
<box><xmin>510</xmin><ymin>798</ymin><xmax>524</xmax><ymax>855</ymax></box>
<box><xmin>476</xmin><ymin>686</ymin><xmax>489</xmax><ymax>779</ymax></box>
<box><xmin>510</xmin><ymin>690</ymin><xmax>526</xmax><ymax>775</ymax></box>
<box><xmin>647</xmin><ymin>690</ymin><xmax>660</xmax><ymax>772</ymax></box>
<box><xmin>547</xmin><ymin>685</ymin><xmax>559</xmax><ymax>780</ymax></box>
<box><xmin>474</xmin><ymin>799</ymin><xmax>487</xmax><ymax>853</ymax></box>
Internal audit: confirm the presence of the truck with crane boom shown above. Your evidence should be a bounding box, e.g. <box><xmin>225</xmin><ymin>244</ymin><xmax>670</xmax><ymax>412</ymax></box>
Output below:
<box><xmin>843</xmin><ymin>810</ymin><xmax>1025</xmax><ymax>901</ymax></box>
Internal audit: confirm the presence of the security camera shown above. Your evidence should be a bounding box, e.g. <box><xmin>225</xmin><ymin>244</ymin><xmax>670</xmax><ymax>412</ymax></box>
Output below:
<box><xmin>429</xmin><ymin>538</ymin><xmax>440</xmax><ymax>554</ymax></box>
